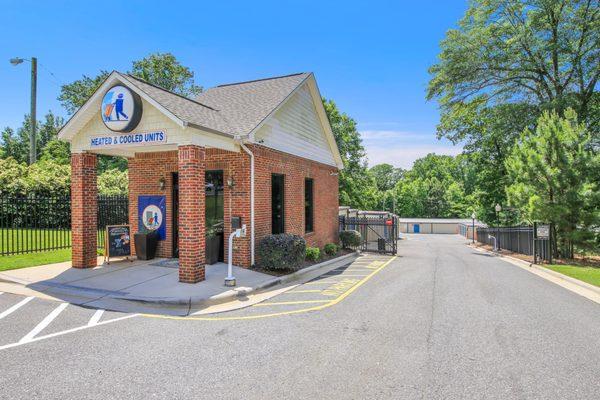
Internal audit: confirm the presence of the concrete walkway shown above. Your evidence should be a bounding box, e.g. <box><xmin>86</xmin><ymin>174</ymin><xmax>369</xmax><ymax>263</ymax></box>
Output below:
<box><xmin>0</xmin><ymin>257</ymin><xmax>272</xmax><ymax>314</ymax></box>
<box><xmin>0</xmin><ymin>253</ymin><xmax>360</xmax><ymax>315</ymax></box>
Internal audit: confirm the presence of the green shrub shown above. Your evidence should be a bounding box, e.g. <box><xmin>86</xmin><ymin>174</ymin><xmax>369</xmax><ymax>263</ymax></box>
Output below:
<box><xmin>340</xmin><ymin>230</ymin><xmax>361</xmax><ymax>249</ymax></box>
<box><xmin>324</xmin><ymin>243</ymin><xmax>338</xmax><ymax>256</ymax></box>
<box><xmin>257</xmin><ymin>234</ymin><xmax>306</xmax><ymax>270</ymax></box>
<box><xmin>305</xmin><ymin>247</ymin><xmax>320</xmax><ymax>262</ymax></box>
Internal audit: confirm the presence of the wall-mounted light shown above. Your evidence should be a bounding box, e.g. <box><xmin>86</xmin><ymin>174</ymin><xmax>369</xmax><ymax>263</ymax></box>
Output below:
<box><xmin>329</xmin><ymin>171</ymin><xmax>339</xmax><ymax>176</ymax></box>
<box><xmin>227</xmin><ymin>176</ymin><xmax>235</xmax><ymax>189</ymax></box>
<box><xmin>158</xmin><ymin>176</ymin><xmax>166</xmax><ymax>191</ymax></box>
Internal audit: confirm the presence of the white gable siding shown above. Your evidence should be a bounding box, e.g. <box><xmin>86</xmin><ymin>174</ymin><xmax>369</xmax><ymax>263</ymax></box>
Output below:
<box><xmin>70</xmin><ymin>97</ymin><xmax>238</xmax><ymax>155</ymax></box>
<box><xmin>254</xmin><ymin>84</ymin><xmax>336</xmax><ymax>166</ymax></box>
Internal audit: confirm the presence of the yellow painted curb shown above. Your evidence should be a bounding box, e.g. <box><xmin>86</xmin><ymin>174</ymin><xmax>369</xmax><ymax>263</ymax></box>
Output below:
<box><xmin>141</xmin><ymin>256</ymin><xmax>397</xmax><ymax>321</ymax></box>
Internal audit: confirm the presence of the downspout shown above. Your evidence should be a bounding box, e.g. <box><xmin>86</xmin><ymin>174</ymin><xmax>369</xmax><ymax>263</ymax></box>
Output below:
<box><xmin>239</xmin><ymin>140</ymin><xmax>255</xmax><ymax>266</ymax></box>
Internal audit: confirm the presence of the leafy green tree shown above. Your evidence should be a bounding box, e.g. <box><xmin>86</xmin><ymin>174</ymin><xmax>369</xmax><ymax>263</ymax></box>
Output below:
<box><xmin>323</xmin><ymin>99</ymin><xmax>378</xmax><ymax>209</ymax></box>
<box><xmin>428</xmin><ymin>0</ymin><xmax>600</xmax><ymax>134</ymax></box>
<box><xmin>0</xmin><ymin>111</ymin><xmax>65</xmax><ymax>164</ymax></box>
<box><xmin>40</xmin><ymin>139</ymin><xmax>70</xmax><ymax>165</ymax></box>
<box><xmin>59</xmin><ymin>52</ymin><xmax>202</xmax><ymax>115</ymax></box>
<box><xmin>97</xmin><ymin>168</ymin><xmax>129</xmax><ymax>195</ymax></box>
<box><xmin>58</xmin><ymin>71</ymin><xmax>110</xmax><ymax>115</ymax></box>
<box><xmin>1</xmin><ymin>127</ymin><xmax>28</xmax><ymax>164</ymax></box>
<box><xmin>0</xmin><ymin>157</ymin><xmax>28</xmax><ymax>195</ymax></box>
<box><xmin>370</xmin><ymin>163</ymin><xmax>404</xmax><ymax>191</ymax></box>
<box><xmin>506</xmin><ymin>109</ymin><xmax>599</xmax><ymax>257</ymax></box>
<box><xmin>388</xmin><ymin>154</ymin><xmax>474</xmax><ymax>218</ymax></box>
<box><xmin>130</xmin><ymin>53</ymin><xmax>202</xmax><ymax>97</ymax></box>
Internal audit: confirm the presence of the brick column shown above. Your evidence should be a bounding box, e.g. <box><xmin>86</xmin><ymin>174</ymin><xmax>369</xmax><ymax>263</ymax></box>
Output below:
<box><xmin>178</xmin><ymin>145</ymin><xmax>206</xmax><ymax>283</ymax></box>
<box><xmin>71</xmin><ymin>152</ymin><xmax>97</xmax><ymax>269</ymax></box>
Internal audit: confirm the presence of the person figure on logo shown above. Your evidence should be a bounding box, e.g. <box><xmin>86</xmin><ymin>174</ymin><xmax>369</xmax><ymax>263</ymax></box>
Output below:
<box><xmin>154</xmin><ymin>212</ymin><xmax>159</xmax><ymax>227</ymax></box>
<box><xmin>115</xmin><ymin>93</ymin><xmax>128</xmax><ymax>121</ymax></box>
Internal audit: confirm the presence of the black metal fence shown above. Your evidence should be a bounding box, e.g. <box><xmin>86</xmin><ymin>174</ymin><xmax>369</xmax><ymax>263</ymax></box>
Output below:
<box><xmin>0</xmin><ymin>195</ymin><xmax>128</xmax><ymax>256</ymax></box>
<box><xmin>339</xmin><ymin>215</ymin><xmax>398</xmax><ymax>255</ymax></box>
<box><xmin>476</xmin><ymin>226</ymin><xmax>552</xmax><ymax>262</ymax></box>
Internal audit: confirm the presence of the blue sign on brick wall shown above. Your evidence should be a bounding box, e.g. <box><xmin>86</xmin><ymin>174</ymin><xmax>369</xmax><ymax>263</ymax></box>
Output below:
<box><xmin>138</xmin><ymin>195</ymin><xmax>166</xmax><ymax>241</ymax></box>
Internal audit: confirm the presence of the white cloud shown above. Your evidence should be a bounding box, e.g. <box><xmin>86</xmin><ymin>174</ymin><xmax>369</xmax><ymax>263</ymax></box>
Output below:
<box><xmin>360</xmin><ymin>130</ymin><xmax>423</xmax><ymax>140</ymax></box>
<box><xmin>359</xmin><ymin>129</ymin><xmax>463</xmax><ymax>169</ymax></box>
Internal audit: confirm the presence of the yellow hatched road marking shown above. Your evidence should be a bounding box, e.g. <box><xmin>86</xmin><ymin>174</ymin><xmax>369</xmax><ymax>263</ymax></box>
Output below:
<box><xmin>253</xmin><ymin>300</ymin><xmax>329</xmax><ymax>307</ymax></box>
<box><xmin>141</xmin><ymin>256</ymin><xmax>396</xmax><ymax>321</ymax></box>
<box><xmin>287</xmin><ymin>290</ymin><xmax>323</xmax><ymax>294</ymax></box>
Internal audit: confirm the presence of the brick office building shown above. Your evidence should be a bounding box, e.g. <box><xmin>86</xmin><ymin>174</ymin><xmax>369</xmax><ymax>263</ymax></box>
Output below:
<box><xmin>59</xmin><ymin>72</ymin><xmax>343</xmax><ymax>283</ymax></box>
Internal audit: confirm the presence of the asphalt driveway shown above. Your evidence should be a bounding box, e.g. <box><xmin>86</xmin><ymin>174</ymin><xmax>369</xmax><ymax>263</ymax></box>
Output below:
<box><xmin>1</xmin><ymin>234</ymin><xmax>598</xmax><ymax>399</ymax></box>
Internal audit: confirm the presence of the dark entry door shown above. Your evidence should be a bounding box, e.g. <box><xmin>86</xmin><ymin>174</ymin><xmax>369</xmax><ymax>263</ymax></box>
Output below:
<box><xmin>172</xmin><ymin>173</ymin><xmax>179</xmax><ymax>257</ymax></box>
<box><xmin>205</xmin><ymin>170</ymin><xmax>224</xmax><ymax>263</ymax></box>
<box><xmin>271</xmin><ymin>174</ymin><xmax>285</xmax><ymax>234</ymax></box>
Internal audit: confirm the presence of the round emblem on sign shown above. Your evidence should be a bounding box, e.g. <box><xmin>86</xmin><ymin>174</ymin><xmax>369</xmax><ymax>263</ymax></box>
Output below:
<box><xmin>142</xmin><ymin>205</ymin><xmax>163</xmax><ymax>231</ymax></box>
<box><xmin>101</xmin><ymin>85</ymin><xmax>143</xmax><ymax>132</ymax></box>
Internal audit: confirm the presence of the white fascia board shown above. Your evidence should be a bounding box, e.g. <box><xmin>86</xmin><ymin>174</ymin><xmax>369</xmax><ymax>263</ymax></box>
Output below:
<box><xmin>305</xmin><ymin>75</ymin><xmax>344</xmax><ymax>170</ymax></box>
<box><xmin>183</xmin><ymin>127</ymin><xmax>240</xmax><ymax>152</ymax></box>
<box><xmin>58</xmin><ymin>72</ymin><xmax>185</xmax><ymax>142</ymax></box>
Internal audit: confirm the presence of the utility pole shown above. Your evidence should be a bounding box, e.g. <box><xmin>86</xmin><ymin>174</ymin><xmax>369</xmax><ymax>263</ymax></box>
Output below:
<box><xmin>30</xmin><ymin>57</ymin><xmax>37</xmax><ymax>164</ymax></box>
<box><xmin>9</xmin><ymin>56</ymin><xmax>38</xmax><ymax>164</ymax></box>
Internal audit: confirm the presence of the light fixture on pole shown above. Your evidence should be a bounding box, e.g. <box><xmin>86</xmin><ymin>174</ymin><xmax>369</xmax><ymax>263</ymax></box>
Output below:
<box><xmin>9</xmin><ymin>56</ymin><xmax>37</xmax><ymax>165</ymax></box>
<box><xmin>471</xmin><ymin>212</ymin><xmax>476</xmax><ymax>244</ymax></box>
<box><xmin>495</xmin><ymin>203</ymin><xmax>502</xmax><ymax>226</ymax></box>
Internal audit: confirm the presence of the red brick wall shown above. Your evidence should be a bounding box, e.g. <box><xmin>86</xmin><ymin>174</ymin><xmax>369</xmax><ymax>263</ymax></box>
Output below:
<box><xmin>128</xmin><ymin>151</ymin><xmax>178</xmax><ymax>258</ymax></box>
<box><xmin>126</xmin><ymin>145</ymin><xmax>339</xmax><ymax>270</ymax></box>
<box><xmin>177</xmin><ymin>145</ymin><xmax>206</xmax><ymax>282</ymax></box>
<box><xmin>71</xmin><ymin>153</ymin><xmax>98</xmax><ymax>268</ymax></box>
<box><xmin>250</xmin><ymin>144</ymin><xmax>339</xmax><ymax>252</ymax></box>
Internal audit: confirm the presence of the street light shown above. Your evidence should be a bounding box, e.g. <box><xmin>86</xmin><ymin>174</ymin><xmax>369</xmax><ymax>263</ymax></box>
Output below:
<box><xmin>9</xmin><ymin>56</ymin><xmax>37</xmax><ymax>164</ymax></box>
<box><xmin>495</xmin><ymin>203</ymin><xmax>502</xmax><ymax>225</ymax></box>
<box><xmin>471</xmin><ymin>212</ymin><xmax>476</xmax><ymax>244</ymax></box>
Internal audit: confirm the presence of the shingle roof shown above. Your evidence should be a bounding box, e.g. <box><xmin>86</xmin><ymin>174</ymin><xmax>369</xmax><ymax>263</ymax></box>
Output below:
<box><xmin>122</xmin><ymin>74</ymin><xmax>233</xmax><ymax>135</ymax></box>
<box><xmin>123</xmin><ymin>72</ymin><xmax>310</xmax><ymax>137</ymax></box>
<box><xmin>196</xmin><ymin>72</ymin><xmax>310</xmax><ymax>136</ymax></box>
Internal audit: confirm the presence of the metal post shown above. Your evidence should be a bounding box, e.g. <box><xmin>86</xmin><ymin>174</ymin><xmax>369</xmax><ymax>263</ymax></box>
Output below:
<box><xmin>533</xmin><ymin>221</ymin><xmax>537</xmax><ymax>264</ymax></box>
<box><xmin>472</xmin><ymin>218</ymin><xmax>475</xmax><ymax>244</ymax></box>
<box><xmin>30</xmin><ymin>57</ymin><xmax>37</xmax><ymax>165</ymax></box>
<box><xmin>225</xmin><ymin>230</ymin><xmax>238</xmax><ymax>287</ymax></box>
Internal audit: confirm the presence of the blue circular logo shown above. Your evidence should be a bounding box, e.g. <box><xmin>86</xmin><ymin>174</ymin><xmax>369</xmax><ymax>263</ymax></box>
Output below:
<box><xmin>101</xmin><ymin>85</ymin><xmax>142</xmax><ymax>132</ymax></box>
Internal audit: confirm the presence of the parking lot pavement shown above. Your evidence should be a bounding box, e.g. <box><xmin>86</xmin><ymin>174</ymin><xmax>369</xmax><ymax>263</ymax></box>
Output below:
<box><xmin>0</xmin><ymin>292</ymin><xmax>135</xmax><ymax>351</ymax></box>
<box><xmin>175</xmin><ymin>253</ymin><xmax>395</xmax><ymax>320</ymax></box>
<box><xmin>0</xmin><ymin>254</ymin><xmax>392</xmax><ymax>350</ymax></box>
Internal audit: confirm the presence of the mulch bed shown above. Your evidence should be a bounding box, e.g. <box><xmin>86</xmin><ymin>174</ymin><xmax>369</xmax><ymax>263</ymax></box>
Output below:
<box><xmin>250</xmin><ymin>248</ymin><xmax>355</xmax><ymax>277</ymax></box>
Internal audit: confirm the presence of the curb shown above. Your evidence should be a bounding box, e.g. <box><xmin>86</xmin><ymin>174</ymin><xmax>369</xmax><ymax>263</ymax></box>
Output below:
<box><xmin>0</xmin><ymin>252</ymin><xmax>361</xmax><ymax>313</ymax></box>
<box><xmin>111</xmin><ymin>251</ymin><xmax>361</xmax><ymax>308</ymax></box>
<box><xmin>469</xmin><ymin>244</ymin><xmax>600</xmax><ymax>296</ymax></box>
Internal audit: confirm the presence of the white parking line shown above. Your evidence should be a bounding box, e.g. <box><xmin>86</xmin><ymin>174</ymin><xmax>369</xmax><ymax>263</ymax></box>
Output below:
<box><xmin>0</xmin><ymin>296</ymin><xmax>34</xmax><ymax>320</ymax></box>
<box><xmin>0</xmin><ymin>313</ymin><xmax>138</xmax><ymax>352</ymax></box>
<box><xmin>19</xmin><ymin>302</ymin><xmax>69</xmax><ymax>343</ymax></box>
<box><xmin>88</xmin><ymin>309</ymin><xmax>104</xmax><ymax>326</ymax></box>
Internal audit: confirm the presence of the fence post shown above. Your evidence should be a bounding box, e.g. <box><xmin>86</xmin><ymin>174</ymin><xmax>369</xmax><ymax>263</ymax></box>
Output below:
<box><xmin>533</xmin><ymin>221</ymin><xmax>537</xmax><ymax>264</ymax></box>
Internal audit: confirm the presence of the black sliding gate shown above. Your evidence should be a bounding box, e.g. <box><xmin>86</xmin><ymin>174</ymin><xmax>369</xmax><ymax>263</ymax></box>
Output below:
<box><xmin>339</xmin><ymin>216</ymin><xmax>398</xmax><ymax>255</ymax></box>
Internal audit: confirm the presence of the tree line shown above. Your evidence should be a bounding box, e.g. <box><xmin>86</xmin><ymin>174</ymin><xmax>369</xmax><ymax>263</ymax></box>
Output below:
<box><xmin>334</xmin><ymin>0</ymin><xmax>599</xmax><ymax>258</ymax></box>
<box><xmin>1</xmin><ymin>0</ymin><xmax>598</xmax><ymax>259</ymax></box>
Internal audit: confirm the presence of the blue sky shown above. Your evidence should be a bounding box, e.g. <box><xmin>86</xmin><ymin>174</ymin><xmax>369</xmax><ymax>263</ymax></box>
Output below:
<box><xmin>0</xmin><ymin>0</ymin><xmax>467</xmax><ymax>169</ymax></box>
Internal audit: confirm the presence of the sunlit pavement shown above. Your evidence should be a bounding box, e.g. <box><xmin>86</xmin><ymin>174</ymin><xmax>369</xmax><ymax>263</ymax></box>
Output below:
<box><xmin>1</xmin><ymin>235</ymin><xmax>599</xmax><ymax>399</ymax></box>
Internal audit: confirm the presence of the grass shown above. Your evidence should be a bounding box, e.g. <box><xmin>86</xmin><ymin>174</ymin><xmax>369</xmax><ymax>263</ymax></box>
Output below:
<box><xmin>544</xmin><ymin>264</ymin><xmax>600</xmax><ymax>288</ymax></box>
<box><xmin>0</xmin><ymin>228</ymin><xmax>72</xmax><ymax>253</ymax></box>
<box><xmin>1</xmin><ymin>228</ymin><xmax>106</xmax><ymax>254</ymax></box>
<box><xmin>0</xmin><ymin>249</ymin><xmax>72</xmax><ymax>272</ymax></box>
